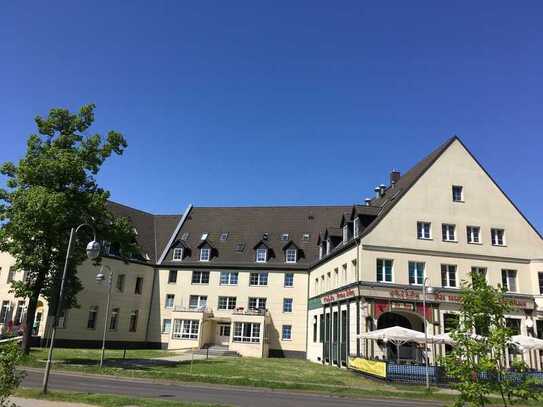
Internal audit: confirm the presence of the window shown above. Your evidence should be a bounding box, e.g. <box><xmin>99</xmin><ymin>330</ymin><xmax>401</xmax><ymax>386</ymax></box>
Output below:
<box><xmin>7</xmin><ymin>267</ymin><xmax>16</xmax><ymax>283</ymax></box>
<box><xmin>192</xmin><ymin>270</ymin><xmax>210</xmax><ymax>284</ymax></box>
<box><xmin>491</xmin><ymin>228</ymin><xmax>505</xmax><ymax>246</ymax></box>
<box><xmin>199</xmin><ymin>248</ymin><xmax>211</xmax><ymax>262</ymax></box>
<box><xmin>256</xmin><ymin>248</ymin><xmax>267</xmax><ymax>263</ymax></box>
<box><xmin>165</xmin><ymin>294</ymin><xmax>175</xmax><ymax>309</ymax></box>
<box><xmin>441</xmin><ymin>264</ymin><xmax>457</xmax><ymax>288</ymax></box>
<box><xmin>162</xmin><ymin>319</ymin><xmax>172</xmax><ymax>333</ymax></box>
<box><xmin>443</xmin><ymin>313</ymin><xmax>459</xmax><ymax>333</ymax></box>
<box><xmin>282</xmin><ymin>325</ymin><xmax>292</xmax><ymax>340</ymax></box>
<box><xmin>417</xmin><ymin>222</ymin><xmax>431</xmax><ymax>239</ymax></box>
<box><xmin>313</xmin><ymin>316</ymin><xmax>318</xmax><ymax>342</ymax></box>
<box><xmin>342</xmin><ymin>225</ymin><xmax>349</xmax><ymax>243</ymax></box>
<box><xmin>234</xmin><ymin>243</ymin><xmax>245</xmax><ymax>252</ymax></box>
<box><xmin>172</xmin><ymin>248</ymin><xmax>183</xmax><ymax>261</ymax></box>
<box><xmin>452</xmin><ymin>185</ymin><xmax>463</xmax><ymax>202</ymax></box>
<box><xmin>219</xmin><ymin>324</ymin><xmax>231</xmax><ymax>337</ymax></box>
<box><xmin>13</xmin><ymin>301</ymin><xmax>25</xmax><ymax>325</ymax></box>
<box><xmin>249</xmin><ymin>272</ymin><xmax>268</xmax><ymax>286</ymax></box>
<box><xmin>218</xmin><ymin>296</ymin><xmax>237</xmax><ymax>310</ymax></box>
<box><xmin>539</xmin><ymin>272</ymin><xmax>543</xmax><ymax>295</ymax></box>
<box><xmin>376</xmin><ymin>259</ymin><xmax>393</xmax><ymax>283</ymax></box>
<box><xmin>87</xmin><ymin>306</ymin><xmax>98</xmax><ymax>329</ymax></box>
<box><xmin>319</xmin><ymin>314</ymin><xmax>324</xmax><ymax>343</ymax></box>
<box><xmin>286</xmin><ymin>248</ymin><xmax>297</xmax><ymax>263</ymax></box>
<box><xmin>168</xmin><ymin>270</ymin><xmax>178</xmax><ymax>284</ymax></box>
<box><xmin>233</xmin><ymin>322</ymin><xmax>260</xmax><ymax>343</ymax></box>
<box><xmin>0</xmin><ymin>301</ymin><xmax>10</xmax><ymax>323</ymax></box>
<box><xmin>180</xmin><ymin>232</ymin><xmax>189</xmax><ymax>241</ymax></box>
<box><xmin>284</xmin><ymin>273</ymin><xmax>294</xmax><ymax>287</ymax></box>
<box><xmin>189</xmin><ymin>295</ymin><xmax>207</xmax><ymax>310</ymax></box>
<box><xmin>248</xmin><ymin>297</ymin><xmax>266</xmax><ymax>310</ymax></box>
<box><xmin>353</xmin><ymin>217</ymin><xmax>360</xmax><ymax>237</ymax></box>
<box><xmin>471</xmin><ymin>267</ymin><xmax>487</xmax><ymax>281</ymax></box>
<box><xmin>129</xmin><ymin>310</ymin><xmax>138</xmax><ymax>332</ymax></box>
<box><xmin>467</xmin><ymin>226</ymin><xmax>481</xmax><ymax>244</ymax></box>
<box><xmin>116</xmin><ymin>274</ymin><xmax>126</xmax><ymax>292</ymax></box>
<box><xmin>220</xmin><ymin>271</ymin><xmax>238</xmax><ymax>285</ymax></box>
<box><xmin>442</xmin><ymin>224</ymin><xmax>456</xmax><ymax>242</ymax></box>
<box><xmin>408</xmin><ymin>261</ymin><xmax>425</xmax><ymax>285</ymax></box>
<box><xmin>109</xmin><ymin>308</ymin><xmax>119</xmax><ymax>330</ymax></box>
<box><xmin>280</xmin><ymin>233</ymin><xmax>289</xmax><ymax>241</ymax></box>
<box><xmin>506</xmin><ymin>318</ymin><xmax>521</xmax><ymax>335</ymax></box>
<box><xmin>283</xmin><ymin>298</ymin><xmax>293</xmax><ymax>313</ymax></box>
<box><xmin>134</xmin><ymin>277</ymin><xmax>144</xmax><ymax>295</ymax></box>
<box><xmin>302</xmin><ymin>233</ymin><xmax>310</xmax><ymax>241</ymax></box>
<box><xmin>57</xmin><ymin>310</ymin><xmax>67</xmax><ymax>329</ymax></box>
<box><xmin>201</xmin><ymin>233</ymin><xmax>208</xmax><ymax>240</ymax></box>
<box><xmin>501</xmin><ymin>269</ymin><xmax>517</xmax><ymax>292</ymax></box>
<box><xmin>173</xmin><ymin>319</ymin><xmax>199</xmax><ymax>340</ymax></box>
<box><xmin>220</xmin><ymin>232</ymin><xmax>229</xmax><ymax>241</ymax></box>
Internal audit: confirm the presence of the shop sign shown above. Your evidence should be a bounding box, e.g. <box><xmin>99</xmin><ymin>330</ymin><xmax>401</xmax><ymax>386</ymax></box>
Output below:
<box><xmin>321</xmin><ymin>287</ymin><xmax>358</xmax><ymax>304</ymax></box>
<box><xmin>391</xmin><ymin>302</ymin><xmax>414</xmax><ymax>311</ymax></box>
<box><xmin>348</xmin><ymin>357</ymin><xmax>386</xmax><ymax>378</ymax></box>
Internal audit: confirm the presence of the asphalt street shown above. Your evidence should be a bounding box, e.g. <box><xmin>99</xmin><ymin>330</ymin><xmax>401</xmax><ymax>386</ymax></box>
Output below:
<box><xmin>22</xmin><ymin>369</ymin><xmax>446</xmax><ymax>407</ymax></box>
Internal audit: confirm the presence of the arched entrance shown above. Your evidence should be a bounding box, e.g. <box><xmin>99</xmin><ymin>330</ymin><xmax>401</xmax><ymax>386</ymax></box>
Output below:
<box><xmin>377</xmin><ymin>311</ymin><xmax>425</xmax><ymax>362</ymax></box>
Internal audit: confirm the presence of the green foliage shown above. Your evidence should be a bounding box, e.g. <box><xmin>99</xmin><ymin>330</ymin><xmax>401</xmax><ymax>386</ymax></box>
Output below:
<box><xmin>0</xmin><ymin>104</ymin><xmax>138</xmax><ymax>351</ymax></box>
<box><xmin>442</xmin><ymin>272</ymin><xmax>541</xmax><ymax>406</ymax></box>
<box><xmin>0</xmin><ymin>341</ymin><xmax>24</xmax><ymax>407</ymax></box>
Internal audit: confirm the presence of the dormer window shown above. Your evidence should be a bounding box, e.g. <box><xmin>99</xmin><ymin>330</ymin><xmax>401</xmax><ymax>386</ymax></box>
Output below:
<box><xmin>201</xmin><ymin>233</ymin><xmax>208</xmax><ymax>240</ymax></box>
<box><xmin>172</xmin><ymin>248</ymin><xmax>183</xmax><ymax>261</ymax></box>
<box><xmin>256</xmin><ymin>248</ymin><xmax>267</xmax><ymax>263</ymax></box>
<box><xmin>286</xmin><ymin>248</ymin><xmax>297</xmax><ymax>263</ymax></box>
<box><xmin>220</xmin><ymin>232</ymin><xmax>229</xmax><ymax>241</ymax></box>
<box><xmin>353</xmin><ymin>218</ymin><xmax>360</xmax><ymax>238</ymax></box>
<box><xmin>326</xmin><ymin>239</ymin><xmax>331</xmax><ymax>254</ymax></box>
<box><xmin>342</xmin><ymin>224</ymin><xmax>350</xmax><ymax>244</ymax></box>
<box><xmin>280</xmin><ymin>233</ymin><xmax>289</xmax><ymax>241</ymax></box>
<box><xmin>200</xmin><ymin>248</ymin><xmax>210</xmax><ymax>262</ymax></box>
<box><xmin>302</xmin><ymin>233</ymin><xmax>310</xmax><ymax>241</ymax></box>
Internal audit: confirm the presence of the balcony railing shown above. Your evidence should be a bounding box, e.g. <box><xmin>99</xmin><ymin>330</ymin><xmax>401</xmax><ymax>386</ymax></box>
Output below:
<box><xmin>173</xmin><ymin>305</ymin><xmax>212</xmax><ymax>313</ymax></box>
<box><xmin>232</xmin><ymin>308</ymin><xmax>266</xmax><ymax>316</ymax></box>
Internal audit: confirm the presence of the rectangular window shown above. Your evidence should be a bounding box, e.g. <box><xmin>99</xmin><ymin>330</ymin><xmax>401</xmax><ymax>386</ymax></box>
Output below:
<box><xmin>284</xmin><ymin>273</ymin><xmax>294</xmax><ymax>287</ymax></box>
<box><xmin>471</xmin><ymin>267</ymin><xmax>487</xmax><ymax>281</ymax></box>
<box><xmin>282</xmin><ymin>325</ymin><xmax>292</xmax><ymax>340</ymax></box>
<box><xmin>199</xmin><ymin>248</ymin><xmax>211</xmax><ymax>261</ymax></box>
<box><xmin>189</xmin><ymin>295</ymin><xmax>208</xmax><ymax>310</ymax></box>
<box><xmin>233</xmin><ymin>322</ymin><xmax>260</xmax><ymax>343</ymax></box>
<box><xmin>220</xmin><ymin>232</ymin><xmax>229</xmax><ymax>241</ymax></box>
<box><xmin>286</xmin><ymin>248</ymin><xmax>297</xmax><ymax>263</ymax></box>
<box><xmin>452</xmin><ymin>185</ymin><xmax>463</xmax><ymax>202</ymax></box>
<box><xmin>191</xmin><ymin>270</ymin><xmax>210</xmax><ymax>284</ymax></box>
<box><xmin>248</xmin><ymin>297</ymin><xmax>267</xmax><ymax>310</ymax></box>
<box><xmin>13</xmin><ymin>300</ymin><xmax>25</xmax><ymax>325</ymax></box>
<box><xmin>342</xmin><ymin>225</ymin><xmax>349</xmax><ymax>243</ymax></box>
<box><xmin>376</xmin><ymin>259</ymin><xmax>393</xmax><ymax>283</ymax></box>
<box><xmin>162</xmin><ymin>319</ymin><xmax>172</xmax><ymax>333</ymax></box>
<box><xmin>501</xmin><ymin>269</ymin><xmax>517</xmax><ymax>292</ymax></box>
<box><xmin>319</xmin><ymin>314</ymin><xmax>324</xmax><ymax>343</ymax></box>
<box><xmin>168</xmin><ymin>270</ymin><xmax>178</xmax><ymax>284</ymax></box>
<box><xmin>109</xmin><ymin>308</ymin><xmax>119</xmax><ymax>330</ymax></box>
<box><xmin>353</xmin><ymin>217</ymin><xmax>360</xmax><ymax>237</ymax></box>
<box><xmin>256</xmin><ymin>248</ymin><xmax>267</xmax><ymax>263</ymax></box>
<box><xmin>539</xmin><ymin>272</ymin><xmax>543</xmax><ymax>295</ymax></box>
<box><xmin>0</xmin><ymin>301</ymin><xmax>10</xmax><ymax>323</ymax></box>
<box><xmin>129</xmin><ymin>310</ymin><xmax>138</xmax><ymax>332</ymax></box>
<box><xmin>441</xmin><ymin>264</ymin><xmax>457</xmax><ymax>288</ymax></box>
<box><xmin>249</xmin><ymin>272</ymin><xmax>268</xmax><ymax>286</ymax></box>
<box><xmin>417</xmin><ymin>222</ymin><xmax>431</xmax><ymax>239</ymax></box>
<box><xmin>165</xmin><ymin>294</ymin><xmax>175</xmax><ymax>309</ymax></box>
<box><xmin>116</xmin><ymin>274</ymin><xmax>125</xmax><ymax>292</ymax></box>
<box><xmin>283</xmin><ymin>298</ymin><xmax>293</xmax><ymax>313</ymax></box>
<box><xmin>506</xmin><ymin>318</ymin><xmax>521</xmax><ymax>335</ymax></box>
<box><xmin>313</xmin><ymin>316</ymin><xmax>318</xmax><ymax>342</ymax></box>
<box><xmin>408</xmin><ymin>261</ymin><xmax>425</xmax><ymax>285</ymax></box>
<box><xmin>87</xmin><ymin>306</ymin><xmax>98</xmax><ymax>329</ymax></box>
<box><xmin>467</xmin><ymin>226</ymin><xmax>481</xmax><ymax>244</ymax></box>
<box><xmin>218</xmin><ymin>296</ymin><xmax>237</xmax><ymax>310</ymax></box>
<box><xmin>491</xmin><ymin>228</ymin><xmax>505</xmax><ymax>246</ymax></box>
<box><xmin>7</xmin><ymin>267</ymin><xmax>16</xmax><ymax>283</ymax></box>
<box><xmin>443</xmin><ymin>313</ymin><xmax>459</xmax><ymax>333</ymax></box>
<box><xmin>280</xmin><ymin>233</ymin><xmax>289</xmax><ymax>241</ymax></box>
<box><xmin>173</xmin><ymin>319</ymin><xmax>199</xmax><ymax>340</ymax></box>
<box><xmin>442</xmin><ymin>224</ymin><xmax>456</xmax><ymax>241</ymax></box>
<box><xmin>219</xmin><ymin>271</ymin><xmax>238</xmax><ymax>285</ymax></box>
<box><xmin>134</xmin><ymin>277</ymin><xmax>144</xmax><ymax>295</ymax></box>
<box><xmin>172</xmin><ymin>248</ymin><xmax>183</xmax><ymax>261</ymax></box>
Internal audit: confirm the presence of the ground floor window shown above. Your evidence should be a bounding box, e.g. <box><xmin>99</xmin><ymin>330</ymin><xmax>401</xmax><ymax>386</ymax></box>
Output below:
<box><xmin>173</xmin><ymin>319</ymin><xmax>200</xmax><ymax>340</ymax></box>
<box><xmin>219</xmin><ymin>324</ymin><xmax>231</xmax><ymax>337</ymax></box>
<box><xmin>162</xmin><ymin>319</ymin><xmax>171</xmax><ymax>333</ymax></box>
<box><xmin>282</xmin><ymin>324</ymin><xmax>292</xmax><ymax>340</ymax></box>
<box><xmin>87</xmin><ymin>306</ymin><xmax>98</xmax><ymax>329</ymax></box>
<box><xmin>129</xmin><ymin>310</ymin><xmax>139</xmax><ymax>332</ymax></box>
<box><xmin>233</xmin><ymin>322</ymin><xmax>260</xmax><ymax>343</ymax></box>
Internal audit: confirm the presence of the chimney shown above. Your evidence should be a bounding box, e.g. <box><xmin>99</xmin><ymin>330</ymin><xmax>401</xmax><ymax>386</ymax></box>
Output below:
<box><xmin>379</xmin><ymin>184</ymin><xmax>386</xmax><ymax>197</ymax></box>
<box><xmin>390</xmin><ymin>170</ymin><xmax>401</xmax><ymax>186</ymax></box>
<box><xmin>364</xmin><ymin>198</ymin><xmax>371</xmax><ymax>206</ymax></box>
<box><xmin>374</xmin><ymin>187</ymin><xmax>380</xmax><ymax>198</ymax></box>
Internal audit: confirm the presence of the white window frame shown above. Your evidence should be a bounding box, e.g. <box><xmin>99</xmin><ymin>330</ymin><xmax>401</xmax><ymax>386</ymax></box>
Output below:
<box><xmin>471</xmin><ymin>267</ymin><xmax>487</xmax><ymax>282</ymax></box>
<box><xmin>172</xmin><ymin>248</ymin><xmax>183</xmax><ymax>261</ymax></box>
<box><xmin>285</xmin><ymin>248</ymin><xmax>297</xmax><ymax>263</ymax></box>
<box><xmin>173</xmin><ymin>319</ymin><xmax>199</xmax><ymax>340</ymax></box>
<box><xmin>491</xmin><ymin>228</ymin><xmax>506</xmax><ymax>246</ymax></box>
<box><xmin>256</xmin><ymin>248</ymin><xmax>267</xmax><ymax>263</ymax></box>
<box><xmin>408</xmin><ymin>261</ymin><xmax>425</xmax><ymax>286</ymax></box>
<box><xmin>162</xmin><ymin>318</ymin><xmax>172</xmax><ymax>333</ymax></box>
<box><xmin>502</xmin><ymin>269</ymin><xmax>517</xmax><ymax>292</ymax></box>
<box><xmin>233</xmin><ymin>322</ymin><xmax>260</xmax><ymax>343</ymax></box>
<box><xmin>417</xmin><ymin>222</ymin><xmax>431</xmax><ymax>240</ymax></box>
<box><xmin>284</xmin><ymin>273</ymin><xmax>294</xmax><ymax>287</ymax></box>
<box><xmin>249</xmin><ymin>272</ymin><xmax>268</xmax><ymax>286</ymax></box>
<box><xmin>165</xmin><ymin>294</ymin><xmax>175</xmax><ymax>309</ymax></box>
<box><xmin>467</xmin><ymin>226</ymin><xmax>481</xmax><ymax>244</ymax></box>
<box><xmin>280</xmin><ymin>233</ymin><xmax>289</xmax><ymax>241</ymax></box>
<box><xmin>441</xmin><ymin>264</ymin><xmax>457</xmax><ymax>288</ymax></box>
<box><xmin>342</xmin><ymin>224</ymin><xmax>349</xmax><ymax>243</ymax></box>
<box><xmin>199</xmin><ymin>248</ymin><xmax>211</xmax><ymax>262</ymax></box>
<box><xmin>353</xmin><ymin>217</ymin><xmax>360</xmax><ymax>237</ymax></box>
<box><xmin>376</xmin><ymin>259</ymin><xmax>393</xmax><ymax>283</ymax></box>
<box><xmin>189</xmin><ymin>295</ymin><xmax>207</xmax><ymax>310</ymax></box>
<box><xmin>442</xmin><ymin>224</ymin><xmax>457</xmax><ymax>242</ymax></box>
<box><xmin>281</xmin><ymin>324</ymin><xmax>292</xmax><ymax>341</ymax></box>
<box><xmin>191</xmin><ymin>270</ymin><xmax>210</xmax><ymax>284</ymax></box>
<box><xmin>0</xmin><ymin>301</ymin><xmax>10</xmax><ymax>323</ymax></box>
<box><xmin>218</xmin><ymin>296</ymin><xmax>237</xmax><ymax>310</ymax></box>
<box><xmin>283</xmin><ymin>298</ymin><xmax>293</xmax><ymax>313</ymax></box>
<box><xmin>219</xmin><ymin>271</ymin><xmax>238</xmax><ymax>285</ymax></box>
<box><xmin>248</xmin><ymin>297</ymin><xmax>267</xmax><ymax>310</ymax></box>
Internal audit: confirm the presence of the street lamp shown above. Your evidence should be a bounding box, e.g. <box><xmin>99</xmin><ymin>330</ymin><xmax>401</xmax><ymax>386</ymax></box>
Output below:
<box><xmin>422</xmin><ymin>276</ymin><xmax>433</xmax><ymax>390</ymax></box>
<box><xmin>96</xmin><ymin>265</ymin><xmax>113</xmax><ymax>368</ymax></box>
<box><xmin>42</xmin><ymin>223</ymin><xmax>99</xmax><ymax>394</ymax></box>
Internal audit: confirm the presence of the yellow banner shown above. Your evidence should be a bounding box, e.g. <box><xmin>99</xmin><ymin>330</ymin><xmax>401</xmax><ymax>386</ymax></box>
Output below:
<box><xmin>348</xmin><ymin>357</ymin><xmax>386</xmax><ymax>378</ymax></box>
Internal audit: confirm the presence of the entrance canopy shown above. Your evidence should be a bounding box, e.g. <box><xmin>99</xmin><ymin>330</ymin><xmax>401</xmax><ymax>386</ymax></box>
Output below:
<box><xmin>510</xmin><ymin>335</ymin><xmax>543</xmax><ymax>351</ymax></box>
<box><xmin>359</xmin><ymin>326</ymin><xmax>433</xmax><ymax>345</ymax></box>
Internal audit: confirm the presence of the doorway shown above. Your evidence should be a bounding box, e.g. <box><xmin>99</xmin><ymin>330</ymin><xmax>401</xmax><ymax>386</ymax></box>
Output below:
<box><xmin>216</xmin><ymin>323</ymin><xmax>231</xmax><ymax>346</ymax></box>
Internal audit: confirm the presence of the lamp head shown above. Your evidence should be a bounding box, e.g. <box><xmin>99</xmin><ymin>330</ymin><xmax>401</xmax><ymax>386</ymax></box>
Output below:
<box><xmin>96</xmin><ymin>272</ymin><xmax>105</xmax><ymax>283</ymax></box>
<box><xmin>86</xmin><ymin>240</ymin><xmax>101</xmax><ymax>260</ymax></box>
<box><xmin>426</xmin><ymin>286</ymin><xmax>434</xmax><ymax>294</ymax></box>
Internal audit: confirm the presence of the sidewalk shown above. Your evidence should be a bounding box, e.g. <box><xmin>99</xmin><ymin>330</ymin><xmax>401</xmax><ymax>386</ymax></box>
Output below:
<box><xmin>10</xmin><ymin>398</ymin><xmax>95</xmax><ymax>407</ymax></box>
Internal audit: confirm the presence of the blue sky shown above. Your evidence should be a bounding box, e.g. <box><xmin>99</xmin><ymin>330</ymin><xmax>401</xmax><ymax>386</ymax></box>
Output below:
<box><xmin>1</xmin><ymin>1</ymin><xmax>542</xmax><ymax>232</ymax></box>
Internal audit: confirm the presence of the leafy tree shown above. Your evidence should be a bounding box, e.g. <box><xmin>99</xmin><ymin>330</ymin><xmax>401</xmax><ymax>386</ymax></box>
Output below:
<box><xmin>442</xmin><ymin>272</ymin><xmax>540</xmax><ymax>406</ymax></box>
<box><xmin>0</xmin><ymin>340</ymin><xmax>24</xmax><ymax>407</ymax></box>
<box><xmin>0</xmin><ymin>104</ymin><xmax>139</xmax><ymax>354</ymax></box>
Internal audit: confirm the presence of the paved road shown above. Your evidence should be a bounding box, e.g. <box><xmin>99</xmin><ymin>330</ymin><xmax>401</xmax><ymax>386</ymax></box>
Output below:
<box><xmin>22</xmin><ymin>369</ymin><xmax>446</xmax><ymax>407</ymax></box>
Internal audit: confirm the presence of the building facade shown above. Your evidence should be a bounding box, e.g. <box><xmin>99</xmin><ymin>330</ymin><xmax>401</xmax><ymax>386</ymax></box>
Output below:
<box><xmin>0</xmin><ymin>137</ymin><xmax>542</xmax><ymax>365</ymax></box>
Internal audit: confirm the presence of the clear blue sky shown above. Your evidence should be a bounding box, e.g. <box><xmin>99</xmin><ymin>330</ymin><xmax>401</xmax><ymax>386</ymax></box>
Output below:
<box><xmin>1</xmin><ymin>1</ymin><xmax>542</xmax><ymax>232</ymax></box>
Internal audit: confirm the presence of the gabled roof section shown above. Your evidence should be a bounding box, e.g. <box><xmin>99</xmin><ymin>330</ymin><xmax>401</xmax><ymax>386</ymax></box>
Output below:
<box><xmin>282</xmin><ymin>240</ymin><xmax>299</xmax><ymax>251</ymax></box>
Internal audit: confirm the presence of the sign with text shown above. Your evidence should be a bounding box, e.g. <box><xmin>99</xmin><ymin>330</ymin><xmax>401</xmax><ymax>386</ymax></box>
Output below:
<box><xmin>321</xmin><ymin>287</ymin><xmax>359</xmax><ymax>304</ymax></box>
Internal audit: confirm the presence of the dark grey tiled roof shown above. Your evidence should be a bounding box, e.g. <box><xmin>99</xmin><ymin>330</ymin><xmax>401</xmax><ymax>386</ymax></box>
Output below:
<box><xmin>160</xmin><ymin>205</ymin><xmax>351</xmax><ymax>268</ymax></box>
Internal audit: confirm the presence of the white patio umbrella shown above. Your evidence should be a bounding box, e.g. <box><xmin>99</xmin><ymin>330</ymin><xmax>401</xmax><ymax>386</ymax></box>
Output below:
<box><xmin>433</xmin><ymin>332</ymin><xmax>485</xmax><ymax>346</ymax></box>
<box><xmin>510</xmin><ymin>335</ymin><xmax>543</xmax><ymax>351</ymax></box>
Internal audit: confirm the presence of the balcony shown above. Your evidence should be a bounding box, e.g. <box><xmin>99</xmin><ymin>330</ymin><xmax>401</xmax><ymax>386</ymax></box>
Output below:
<box><xmin>232</xmin><ymin>307</ymin><xmax>266</xmax><ymax>316</ymax></box>
<box><xmin>173</xmin><ymin>305</ymin><xmax>212</xmax><ymax>315</ymax></box>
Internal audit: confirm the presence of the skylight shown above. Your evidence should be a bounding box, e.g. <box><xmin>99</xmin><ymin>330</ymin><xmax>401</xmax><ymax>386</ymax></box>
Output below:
<box><xmin>201</xmin><ymin>233</ymin><xmax>208</xmax><ymax>240</ymax></box>
<box><xmin>220</xmin><ymin>232</ymin><xmax>229</xmax><ymax>241</ymax></box>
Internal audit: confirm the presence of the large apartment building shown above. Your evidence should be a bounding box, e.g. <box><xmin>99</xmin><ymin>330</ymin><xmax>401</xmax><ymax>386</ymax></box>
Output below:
<box><xmin>0</xmin><ymin>137</ymin><xmax>542</xmax><ymax>365</ymax></box>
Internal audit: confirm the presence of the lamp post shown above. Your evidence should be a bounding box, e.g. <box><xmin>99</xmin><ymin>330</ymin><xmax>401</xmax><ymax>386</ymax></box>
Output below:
<box><xmin>422</xmin><ymin>276</ymin><xmax>433</xmax><ymax>390</ymax></box>
<box><xmin>96</xmin><ymin>265</ymin><xmax>113</xmax><ymax>368</ymax></box>
<box><xmin>42</xmin><ymin>223</ymin><xmax>100</xmax><ymax>394</ymax></box>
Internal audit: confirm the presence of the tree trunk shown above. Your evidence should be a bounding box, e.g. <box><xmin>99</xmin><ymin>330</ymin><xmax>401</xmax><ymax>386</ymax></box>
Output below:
<box><xmin>21</xmin><ymin>288</ymin><xmax>39</xmax><ymax>354</ymax></box>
